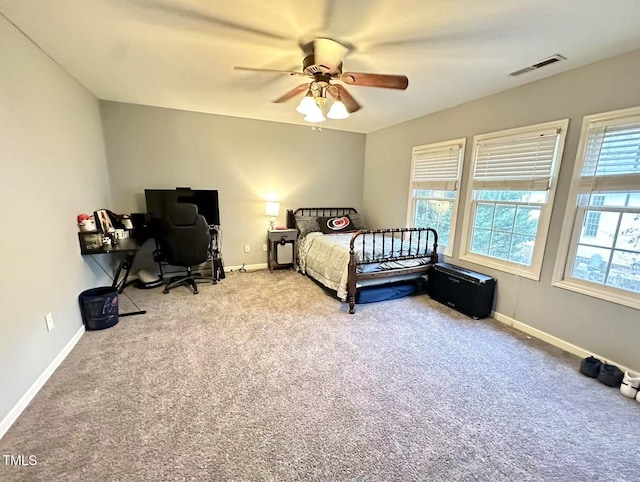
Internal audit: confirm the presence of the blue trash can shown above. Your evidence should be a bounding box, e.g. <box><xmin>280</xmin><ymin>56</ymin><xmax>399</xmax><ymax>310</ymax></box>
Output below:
<box><xmin>79</xmin><ymin>287</ymin><xmax>119</xmax><ymax>330</ymax></box>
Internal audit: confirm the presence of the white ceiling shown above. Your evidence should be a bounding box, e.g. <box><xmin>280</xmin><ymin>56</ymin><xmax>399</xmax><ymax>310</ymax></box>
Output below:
<box><xmin>2</xmin><ymin>0</ymin><xmax>640</xmax><ymax>133</ymax></box>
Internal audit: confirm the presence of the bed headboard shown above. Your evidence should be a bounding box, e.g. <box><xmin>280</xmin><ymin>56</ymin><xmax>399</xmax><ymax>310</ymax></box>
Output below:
<box><xmin>286</xmin><ymin>207</ymin><xmax>358</xmax><ymax>229</ymax></box>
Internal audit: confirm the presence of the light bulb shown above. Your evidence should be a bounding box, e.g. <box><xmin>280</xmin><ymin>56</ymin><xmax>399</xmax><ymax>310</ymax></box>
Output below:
<box><xmin>304</xmin><ymin>104</ymin><xmax>325</xmax><ymax>123</ymax></box>
<box><xmin>327</xmin><ymin>98</ymin><xmax>350</xmax><ymax>119</ymax></box>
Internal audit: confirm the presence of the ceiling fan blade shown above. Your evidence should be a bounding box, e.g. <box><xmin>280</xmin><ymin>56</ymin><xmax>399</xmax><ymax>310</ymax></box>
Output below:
<box><xmin>366</xmin><ymin>26</ymin><xmax>507</xmax><ymax>52</ymax></box>
<box><xmin>134</xmin><ymin>0</ymin><xmax>290</xmax><ymax>42</ymax></box>
<box><xmin>272</xmin><ymin>84</ymin><xmax>310</xmax><ymax>103</ymax></box>
<box><xmin>332</xmin><ymin>85</ymin><xmax>361</xmax><ymax>113</ymax></box>
<box><xmin>340</xmin><ymin>72</ymin><xmax>409</xmax><ymax>90</ymax></box>
<box><xmin>321</xmin><ymin>0</ymin><xmax>337</xmax><ymax>31</ymax></box>
<box><xmin>314</xmin><ymin>38</ymin><xmax>349</xmax><ymax>73</ymax></box>
<box><xmin>234</xmin><ymin>66</ymin><xmax>306</xmax><ymax>76</ymax></box>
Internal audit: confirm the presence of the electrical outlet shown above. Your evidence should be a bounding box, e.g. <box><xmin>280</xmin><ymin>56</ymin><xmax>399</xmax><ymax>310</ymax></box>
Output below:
<box><xmin>262</xmin><ymin>244</ymin><xmax>268</xmax><ymax>252</ymax></box>
<box><xmin>244</xmin><ymin>244</ymin><xmax>250</xmax><ymax>253</ymax></box>
<box><xmin>45</xmin><ymin>312</ymin><xmax>54</xmax><ymax>332</ymax></box>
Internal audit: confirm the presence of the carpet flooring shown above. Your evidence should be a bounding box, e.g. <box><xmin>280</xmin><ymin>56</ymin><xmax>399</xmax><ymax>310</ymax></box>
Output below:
<box><xmin>1</xmin><ymin>269</ymin><xmax>639</xmax><ymax>481</ymax></box>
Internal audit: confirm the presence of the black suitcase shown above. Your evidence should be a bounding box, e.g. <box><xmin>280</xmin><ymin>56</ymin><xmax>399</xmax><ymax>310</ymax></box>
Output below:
<box><xmin>428</xmin><ymin>263</ymin><xmax>496</xmax><ymax>319</ymax></box>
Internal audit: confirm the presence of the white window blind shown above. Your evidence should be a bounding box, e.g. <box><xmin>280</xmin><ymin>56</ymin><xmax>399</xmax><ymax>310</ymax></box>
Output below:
<box><xmin>411</xmin><ymin>142</ymin><xmax>463</xmax><ymax>191</ymax></box>
<box><xmin>551</xmin><ymin>107</ymin><xmax>640</xmax><ymax>310</ymax></box>
<box><xmin>473</xmin><ymin>128</ymin><xmax>561</xmax><ymax>191</ymax></box>
<box><xmin>577</xmin><ymin>115</ymin><xmax>640</xmax><ymax>193</ymax></box>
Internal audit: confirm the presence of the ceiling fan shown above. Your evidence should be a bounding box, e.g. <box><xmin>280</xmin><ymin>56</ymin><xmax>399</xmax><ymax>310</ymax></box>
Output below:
<box><xmin>234</xmin><ymin>38</ymin><xmax>409</xmax><ymax>121</ymax></box>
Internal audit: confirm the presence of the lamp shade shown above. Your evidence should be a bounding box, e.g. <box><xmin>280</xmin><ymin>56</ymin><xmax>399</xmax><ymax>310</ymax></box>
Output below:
<box><xmin>304</xmin><ymin>104</ymin><xmax>325</xmax><ymax>123</ymax></box>
<box><xmin>296</xmin><ymin>94</ymin><xmax>316</xmax><ymax>115</ymax></box>
<box><xmin>327</xmin><ymin>98</ymin><xmax>350</xmax><ymax>119</ymax></box>
<box><xmin>264</xmin><ymin>201</ymin><xmax>280</xmax><ymax>217</ymax></box>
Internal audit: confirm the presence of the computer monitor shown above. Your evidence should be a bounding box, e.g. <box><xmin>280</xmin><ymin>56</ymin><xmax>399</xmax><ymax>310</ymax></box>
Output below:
<box><xmin>144</xmin><ymin>188</ymin><xmax>220</xmax><ymax>226</ymax></box>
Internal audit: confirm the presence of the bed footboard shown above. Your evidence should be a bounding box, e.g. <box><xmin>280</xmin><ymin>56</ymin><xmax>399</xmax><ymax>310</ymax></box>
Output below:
<box><xmin>347</xmin><ymin>227</ymin><xmax>438</xmax><ymax>314</ymax></box>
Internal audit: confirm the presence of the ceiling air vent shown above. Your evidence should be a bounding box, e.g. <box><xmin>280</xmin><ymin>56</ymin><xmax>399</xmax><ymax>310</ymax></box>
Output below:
<box><xmin>510</xmin><ymin>54</ymin><xmax>567</xmax><ymax>77</ymax></box>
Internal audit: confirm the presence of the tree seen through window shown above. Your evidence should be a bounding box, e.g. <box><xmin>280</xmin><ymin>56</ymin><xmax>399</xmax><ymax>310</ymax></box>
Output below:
<box><xmin>470</xmin><ymin>191</ymin><xmax>541</xmax><ymax>265</ymax></box>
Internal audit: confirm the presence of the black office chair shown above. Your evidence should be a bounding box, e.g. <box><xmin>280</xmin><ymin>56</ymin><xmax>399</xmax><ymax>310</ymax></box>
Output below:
<box><xmin>159</xmin><ymin>203</ymin><xmax>213</xmax><ymax>294</ymax></box>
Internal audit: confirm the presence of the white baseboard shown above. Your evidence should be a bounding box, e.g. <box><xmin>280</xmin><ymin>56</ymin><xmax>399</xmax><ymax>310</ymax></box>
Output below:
<box><xmin>0</xmin><ymin>325</ymin><xmax>85</xmax><ymax>440</ymax></box>
<box><xmin>492</xmin><ymin>311</ymin><xmax>635</xmax><ymax>374</ymax></box>
<box><xmin>224</xmin><ymin>263</ymin><xmax>268</xmax><ymax>272</ymax></box>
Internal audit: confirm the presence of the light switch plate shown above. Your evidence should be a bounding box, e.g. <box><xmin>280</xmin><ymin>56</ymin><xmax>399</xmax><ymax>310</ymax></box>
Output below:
<box><xmin>45</xmin><ymin>312</ymin><xmax>54</xmax><ymax>332</ymax></box>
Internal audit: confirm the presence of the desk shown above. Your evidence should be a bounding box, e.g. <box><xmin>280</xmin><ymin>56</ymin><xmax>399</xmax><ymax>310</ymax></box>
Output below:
<box><xmin>79</xmin><ymin>235</ymin><xmax>146</xmax><ymax>317</ymax></box>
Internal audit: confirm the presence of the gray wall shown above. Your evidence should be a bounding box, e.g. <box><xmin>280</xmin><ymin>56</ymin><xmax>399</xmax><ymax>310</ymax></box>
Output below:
<box><xmin>364</xmin><ymin>48</ymin><xmax>640</xmax><ymax>370</ymax></box>
<box><xmin>100</xmin><ymin>102</ymin><xmax>366</xmax><ymax>268</ymax></box>
<box><xmin>0</xmin><ymin>16</ymin><xmax>111</xmax><ymax>422</ymax></box>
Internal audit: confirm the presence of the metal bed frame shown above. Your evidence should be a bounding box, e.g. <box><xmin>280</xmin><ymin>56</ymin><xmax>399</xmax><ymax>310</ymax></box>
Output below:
<box><xmin>289</xmin><ymin>207</ymin><xmax>439</xmax><ymax>314</ymax></box>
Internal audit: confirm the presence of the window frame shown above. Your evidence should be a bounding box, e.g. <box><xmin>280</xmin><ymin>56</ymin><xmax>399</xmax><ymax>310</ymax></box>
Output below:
<box><xmin>459</xmin><ymin>119</ymin><xmax>569</xmax><ymax>280</ymax></box>
<box><xmin>552</xmin><ymin>106</ymin><xmax>640</xmax><ymax>310</ymax></box>
<box><xmin>406</xmin><ymin>138</ymin><xmax>466</xmax><ymax>257</ymax></box>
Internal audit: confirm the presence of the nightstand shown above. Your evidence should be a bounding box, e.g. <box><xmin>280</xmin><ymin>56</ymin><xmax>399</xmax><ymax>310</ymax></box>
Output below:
<box><xmin>267</xmin><ymin>229</ymin><xmax>297</xmax><ymax>271</ymax></box>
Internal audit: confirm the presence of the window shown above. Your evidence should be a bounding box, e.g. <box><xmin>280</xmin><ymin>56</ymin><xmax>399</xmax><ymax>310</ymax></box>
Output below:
<box><xmin>553</xmin><ymin>106</ymin><xmax>640</xmax><ymax>309</ymax></box>
<box><xmin>460</xmin><ymin>120</ymin><xmax>569</xmax><ymax>279</ymax></box>
<box><xmin>583</xmin><ymin>195</ymin><xmax>604</xmax><ymax>237</ymax></box>
<box><xmin>407</xmin><ymin>138</ymin><xmax>465</xmax><ymax>257</ymax></box>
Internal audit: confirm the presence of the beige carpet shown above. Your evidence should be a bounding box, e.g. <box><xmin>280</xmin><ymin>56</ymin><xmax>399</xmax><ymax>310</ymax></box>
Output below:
<box><xmin>1</xmin><ymin>269</ymin><xmax>639</xmax><ymax>481</ymax></box>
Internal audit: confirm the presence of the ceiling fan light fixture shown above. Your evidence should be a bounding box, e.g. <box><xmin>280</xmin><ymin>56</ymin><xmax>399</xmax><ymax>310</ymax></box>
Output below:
<box><xmin>237</xmin><ymin>36</ymin><xmax>406</xmax><ymax>124</ymax></box>
<box><xmin>327</xmin><ymin>97</ymin><xmax>349</xmax><ymax>119</ymax></box>
<box><xmin>304</xmin><ymin>103</ymin><xmax>325</xmax><ymax>123</ymax></box>
<box><xmin>296</xmin><ymin>89</ymin><xmax>315</xmax><ymax>115</ymax></box>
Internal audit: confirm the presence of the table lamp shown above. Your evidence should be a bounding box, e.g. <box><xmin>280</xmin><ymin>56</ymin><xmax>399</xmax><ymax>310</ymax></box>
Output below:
<box><xmin>265</xmin><ymin>201</ymin><xmax>280</xmax><ymax>230</ymax></box>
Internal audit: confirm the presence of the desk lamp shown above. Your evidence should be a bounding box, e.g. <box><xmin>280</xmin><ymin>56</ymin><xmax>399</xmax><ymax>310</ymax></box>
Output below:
<box><xmin>265</xmin><ymin>201</ymin><xmax>280</xmax><ymax>230</ymax></box>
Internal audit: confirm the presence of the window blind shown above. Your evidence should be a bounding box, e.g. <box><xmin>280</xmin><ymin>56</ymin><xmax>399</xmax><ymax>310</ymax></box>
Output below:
<box><xmin>411</xmin><ymin>142</ymin><xmax>463</xmax><ymax>191</ymax></box>
<box><xmin>472</xmin><ymin>128</ymin><xmax>561</xmax><ymax>191</ymax></box>
<box><xmin>578</xmin><ymin>115</ymin><xmax>640</xmax><ymax>192</ymax></box>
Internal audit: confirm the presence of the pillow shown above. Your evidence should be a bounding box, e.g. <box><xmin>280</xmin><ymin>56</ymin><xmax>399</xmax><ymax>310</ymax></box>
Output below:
<box><xmin>295</xmin><ymin>216</ymin><xmax>321</xmax><ymax>237</ymax></box>
<box><xmin>318</xmin><ymin>215</ymin><xmax>356</xmax><ymax>234</ymax></box>
<box><xmin>349</xmin><ymin>213</ymin><xmax>367</xmax><ymax>230</ymax></box>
